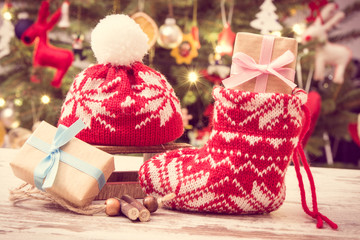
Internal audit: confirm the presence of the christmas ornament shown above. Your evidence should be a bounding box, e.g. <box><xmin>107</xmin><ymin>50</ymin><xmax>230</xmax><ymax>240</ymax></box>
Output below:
<box><xmin>207</xmin><ymin>64</ymin><xmax>229</xmax><ymax>79</ymax></box>
<box><xmin>131</xmin><ymin>5</ymin><xmax>158</xmax><ymax>49</ymax></box>
<box><xmin>181</xmin><ymin>108</ymin><xmax>193</xmax><ymax>129</ymax></box>
<box><xmin>170</xmin><ymin>33</ymin><xmax>198</xmax><ymax>64</ymax></box>
<box><xmin>157</xmin><ymin>17</ymin><xmax>183</xmax><ymax>49</ymax></box>
<box><xmin>348</xmin><ymin>115</ymin><xmax>360</xmax><ymax>147</ymax></box>
<box><xmin>191</xmin><ymin>25</ymin><xmax>200</xmax><ymax>49</ymax></box>
<box><xmin>139</xmin><ymin>87</ymin><xmax>337</xmax><ymax>229</ymax></box>
<box><xmin>15</xmin><ymin>1</ymin><xmax>74</xmax><ymax>88</ymax></box>
<box><xmin>217</xmin><ymin>0</ymin><xmax>235</xmax><ymax>56</ymax></box>
<box><xmin>58</xmin><ymin>0</ymin><xmax>70</xmax><ymax>28</ymax></box>
<box><xmin>302</xmin><ymin>2</ymin><xmax>351</xmax><ymax>84</ymax></box>
<box><xmin>72</xmin><ymin>33</ymin><xmax>86</xmax><ymax>60</ymax></box>
<box><xmin>200</xmin><ymin>53</ymin><xmax>230</xmax><ymax>85</ymax></box>
<box><xmin>191</xmin><ymin>0</ymin><xmax>200</xmax><ymax>49</ymax></box>
<box><xmin>250</xmin><ymin>0</ymin><xmax>283</xmax><ymax>35</ymax></box>
<box><xmin>199</xmin><ymin>69</ymin><xmax>223</xmax><ymax>85</ymax></box>
<box><xmin>217</xmin><ymin>24</ymin><xmax>235</xmax><ymax>57</ymax></box>
<box><xmin>58</xmin><ymin>14</ymin><xmax>183</xmax><ymax>146</ymax></box>
<box><xmin>157</xmin><ymin>0</ymin><xmax>182</xmax><ymax>49</ymax></box>
<box><xmin>0</xmin><ymin>13</ymin><xmax>14</xmax><ymax>58</ymax></box>
<box><xmin>306</xmin><ymin>0</ymin><xmax>328</xmax><ymax>23</ymax></box>
<box><xmin>302</xmin><ymin>91</ymin><xmax>321</xmax><ymax>146</ymax></box>
<box><xmin>14</xmin><ymin>12</ymin><xmax>33</xmax><ymax>39</ymax></box>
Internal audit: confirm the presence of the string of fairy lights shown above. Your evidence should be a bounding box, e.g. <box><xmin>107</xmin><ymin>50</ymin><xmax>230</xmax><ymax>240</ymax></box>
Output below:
<box><xmin>0</xmin><ymin>95</ymin><xmax>50</xmax><ymax>129</ymax></box>
<box><xmin>0</xmin><ymin>95</ymin><xmax>51</xmax><ymax>107</ymax></box>
<box><xmin>1</xmin><ymin>0</ymin><xmax>13</xmax><ymax>20</ymax></box>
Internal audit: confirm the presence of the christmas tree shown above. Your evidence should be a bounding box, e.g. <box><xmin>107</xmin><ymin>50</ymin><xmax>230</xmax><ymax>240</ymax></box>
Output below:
<box><xmin>0</xmin><ymin>0</ymin><xmax>359</xmax><ymax>166</ymax></box>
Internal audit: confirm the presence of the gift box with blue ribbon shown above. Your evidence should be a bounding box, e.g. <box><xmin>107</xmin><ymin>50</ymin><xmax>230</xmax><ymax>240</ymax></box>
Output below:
<box><xmin>10</xmin><ymin>119</ymin><xmax>114</xmax><ymax>207</ymax></box>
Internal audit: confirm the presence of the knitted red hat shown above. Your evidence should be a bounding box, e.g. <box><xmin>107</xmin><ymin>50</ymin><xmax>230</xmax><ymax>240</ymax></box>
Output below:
<box><xmin>58</xmin><ymin>15</ymin><xmax>183</xmax><ymax>146</ymax></box>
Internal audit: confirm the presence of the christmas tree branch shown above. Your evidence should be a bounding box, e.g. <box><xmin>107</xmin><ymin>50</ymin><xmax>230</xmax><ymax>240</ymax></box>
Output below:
<box><xmin>329</xmin><ymin>30</ymin><xmax>360</xmax><ymax>42</ymax></box>
<box><xmin>343</xmin><ymin>1</ymin><xmax>360</xmax><ymax>16</ymax></box>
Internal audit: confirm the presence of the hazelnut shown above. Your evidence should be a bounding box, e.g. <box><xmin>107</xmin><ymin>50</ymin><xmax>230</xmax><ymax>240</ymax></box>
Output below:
<box><xmin>105</xmin><ymin>198</ymin><xmax>121</xmax><ymax>216</ymax></box>
<box><xmin>143</xmin><ymin>196</ymin><xmax>158</xmax><ymax>213</ymax></box>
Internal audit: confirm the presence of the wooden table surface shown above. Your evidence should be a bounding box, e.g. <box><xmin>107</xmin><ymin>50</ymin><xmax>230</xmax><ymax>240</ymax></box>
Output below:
<box><xmin>1</xmin><ymin>148</ymin><xmax>359</xmax><ymax>240</ymax></box>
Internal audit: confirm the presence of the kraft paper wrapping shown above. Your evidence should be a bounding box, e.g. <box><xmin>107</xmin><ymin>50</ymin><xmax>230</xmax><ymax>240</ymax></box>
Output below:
<box><xmin>232</xmin><ymin>32</ymin><xmax>298</xmax><ymax>94</ymax></box>
<box><xmin>10</xmin><ymin>121</ymin><xmax>114</xmax><ymax>207</ymax></box>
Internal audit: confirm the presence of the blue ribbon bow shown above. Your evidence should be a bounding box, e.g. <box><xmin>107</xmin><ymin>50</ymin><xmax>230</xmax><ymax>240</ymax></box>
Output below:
<box><xmin>27</xmin><ymin>119</ymin><xmax>106</xmax><ymax>191</ymax></box>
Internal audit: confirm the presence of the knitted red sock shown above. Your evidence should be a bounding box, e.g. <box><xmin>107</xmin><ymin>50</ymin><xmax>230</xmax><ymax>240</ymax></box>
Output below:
<box><xmin>140</xmin><ymin>86</ymin><xmax>307</xmax><ymax>214</ymax></box>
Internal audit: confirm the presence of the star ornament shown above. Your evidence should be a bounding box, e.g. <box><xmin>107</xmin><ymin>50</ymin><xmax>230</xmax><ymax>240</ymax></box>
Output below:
<box><xmin>170</xmin><ymin>33</ymin><xmax>199</xmax><ymax>65</ymax></box>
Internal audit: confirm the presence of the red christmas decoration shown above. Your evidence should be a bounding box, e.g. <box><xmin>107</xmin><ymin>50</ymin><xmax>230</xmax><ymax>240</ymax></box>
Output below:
<box><xmin>191</xmin><ymin>25</ymin><xmax>200</xmax><ymax>49</ymax></box>
<box><xmin>200</xmin><ymin>53</ymin><xmax>230</xmax><ymax>85</ymax></box>
<box><xmin>217</xmin><ymin>23</ymin><xmax>235</xmax><ymax>56</ymax></box>
<box><xmin>20</xmin><ymin>0</ymin><xmax>73</xmax><ymax>88</ymax></box>
<box><xmin>348</xmin><ymin>122</ymin><xmax>360</xmax><ymax>147</ymax></box>
<box><xmin>306</xmin><ymin>0</ymin><xmax>328</xmax><ymax>23</ymax></box>
<box><xmin>199</xmin><ymin>69</ymin><xmax>223</xmax><ymax>85</ymax></box>
<box><xmin>302</xmin><ymin>91</ymin><xmax>321</xmax><ymax>146</ymax></box>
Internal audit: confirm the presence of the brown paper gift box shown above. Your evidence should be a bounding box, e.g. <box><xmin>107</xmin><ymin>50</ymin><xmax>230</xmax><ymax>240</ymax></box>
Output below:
<box><xmin>10</xmin><ymin>121</ymin><xmax>114</xmax><ymax>207</ymax></box>
<box><xmin>232</xmin><ymin>32</ymin><xmax>298</xmax><ymax>94</ymax></box>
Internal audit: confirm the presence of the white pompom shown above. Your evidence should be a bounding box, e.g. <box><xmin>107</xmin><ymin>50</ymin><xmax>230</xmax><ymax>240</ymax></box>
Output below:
<box><xmin>91</xmin><ymin>14</ymin><xmax>149</xmax><ymax>66</ymax></box>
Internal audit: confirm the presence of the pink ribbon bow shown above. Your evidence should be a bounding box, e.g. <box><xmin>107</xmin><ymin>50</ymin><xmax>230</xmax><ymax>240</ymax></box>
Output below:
<box><xmin>222</xmin><ymin>39</ymin><xmax>297</xmax><ymax>92</ymax></box>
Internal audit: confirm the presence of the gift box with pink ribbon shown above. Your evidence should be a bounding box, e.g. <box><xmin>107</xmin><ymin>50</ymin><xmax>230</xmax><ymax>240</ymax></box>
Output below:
<box><xmin>10</xmin><ymin>119</ymin><xmax>115</xmax><ymax>207</ymax></box>
<box><xmin>222</xmin><ymin>32</ymin><xmax>298</xmax><ymax>94</ymax></box>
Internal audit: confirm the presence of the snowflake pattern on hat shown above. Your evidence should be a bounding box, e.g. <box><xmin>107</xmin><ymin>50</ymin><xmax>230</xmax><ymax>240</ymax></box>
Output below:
<box><xmin>60</xmin><ymin>70</ymin><xmax>120</xmax><ymax>132</ymax></box>
<box><xmin>122</xmin><ymin>71</ymin><xmax>182</xmax><ymax>129</ymax></box>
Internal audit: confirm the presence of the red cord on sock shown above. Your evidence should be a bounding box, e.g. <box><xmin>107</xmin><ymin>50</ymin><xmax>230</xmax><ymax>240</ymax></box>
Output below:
<box><xmin>293</xmin><ymin>105</ymin><xmax>338</xmax><ymax>230</ymax></box>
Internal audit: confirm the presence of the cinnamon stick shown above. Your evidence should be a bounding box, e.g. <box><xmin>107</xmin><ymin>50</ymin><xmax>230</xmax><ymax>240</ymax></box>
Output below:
<box><xmin>121</xmin><ymin>195</ymin><xmax>150</xmax><ymax>222</ymax></box>
<box><xmin>117</xmin><ymin>198</ymin><xmax>139</xmax><ymax>221</ymax></box>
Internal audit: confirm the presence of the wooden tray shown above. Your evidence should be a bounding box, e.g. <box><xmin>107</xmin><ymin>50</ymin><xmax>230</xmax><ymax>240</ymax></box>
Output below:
<box><xmin>94</xmin><ymin>142</ymin><xmax>192</xmax><ymax>154</ymax></box>
<box><xmin>94</xmin><ymin>142</ymin><xmax>192</xmax><ymax>200</ymax></box>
